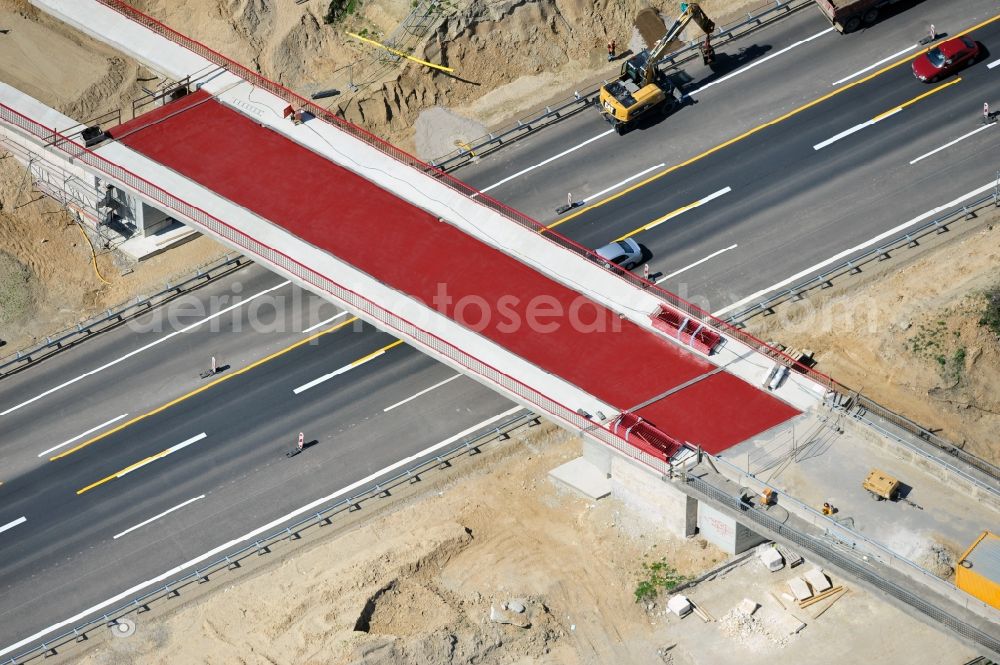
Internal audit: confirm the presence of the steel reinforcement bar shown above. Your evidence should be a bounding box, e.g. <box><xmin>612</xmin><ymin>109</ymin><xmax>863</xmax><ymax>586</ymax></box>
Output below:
<box><xmin>92</xmin><ymin>0</ymin><xmax>839</xmax><ymax>394</ymax></box>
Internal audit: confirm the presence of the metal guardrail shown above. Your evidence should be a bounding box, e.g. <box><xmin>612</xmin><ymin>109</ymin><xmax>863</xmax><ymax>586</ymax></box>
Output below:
<box><xmin>721</xmin><ymin>185</ymin><xmax>1000</xmax><ymax>483</ymax></box>
<box><xmin>1</xmin><ymin>411</ymin><xmax>536</xmax><ymax>664</ymax></box>
<box><xmin>0</xmin><ymin>253</ymin><xmax>248</xmax><ymax>378</ymax></box>
<box><xmin>854</xmin><ymin>395</ymin><xmax>1000</xmax><ymax>486</ymax></box>
<box><xmin>851</xmin><ymin>408</ymin><xmax>1000</xmax><ymax>499</ymax></box>
<box><xmin>725</xmin><ymin>191</ymin><xmax>999</xmax><ymax>325</ymax></box>
<box><xmin>684</xmin><ymin>473</ymin><xmax>1000</xmax><ymax>656</ymax></box>
<box><xmin>709</xmin><ymin>454</ymin><xmax>968</xmax><ymax>589</ymax></box>
<box><xmin>429</xmin><ymin>0</ymin><xmax>815</xmax><ymax>171</ymax></box>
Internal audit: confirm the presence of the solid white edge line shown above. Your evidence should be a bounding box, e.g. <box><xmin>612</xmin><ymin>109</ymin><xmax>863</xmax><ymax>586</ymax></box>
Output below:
<box><xmin>987</xmin><ymin>58</ymin><xmax>1000</xmax><ymax>69</ymax></box>
<box><xmin>689</xmin><ymin>27</ymin><xmax>834</xmax><ymax>96</ymax></box>
<box><xmin>657</xmin><ymin>244</ymin><xmax>738</xmax><ymax>283</ymax></box>
<box><xmin>831</xmin><ymin>44</ymin><xmax>919</xmax><ymax>86</ymax></box>
<box><xmin>118</xmin><ymin>433</ymin><xmax>208</xmax><ymax>478</ymax></box>
<box><xmin>909</xmin><ymin>123</ymin><xmax>995</xmax><ymax>165</ymax></box>
<box><xmin>480</xmin><ymin>130</ymin><xmax>614</xmax><ymax>193</ymax></box>
<box><xmin>293</xmin><ymin>350</ymin><xmax>385</xmax><ymax>395</ymax></box>
<box><xmin>0</xmin><ymin>516</ymin><xmax>27</xmax><ymax>535</ymax></box>
<box><xmin>0</xmin><ymin>407</ymin><xmax>523</xmax><ymax>658</ymax></box>
<box><xmin>302</xmin><ymin>311</ymin><xmax>349</xmax><ymax>333</ymax></box>
<box><xmin>113</xmin><ymin>496</ymin><xmax>206</xmax><ymax>540</ymax></box>
<box><xmin>383</xmin><ymin>374</ymin><xmax>463</xmax><ymax>412</ymax></box>
<box><xmin>1</xmin><ymin>280</ymin><xmax>293</xmax><ymax>417</ymax></box>
<box><xmin>713</xmin><ymin>179</ymin><xmax>998</xmax><ymax>317</ymax></box>
<box><xmin>582</xmin><ymin>163</ymin><xmax>666</xmax><ymax>203</ymax></box>
<box><xmin>39</xmin><ymin>414</ymin><xmax>129</xmax><ymax>457</ymax></box>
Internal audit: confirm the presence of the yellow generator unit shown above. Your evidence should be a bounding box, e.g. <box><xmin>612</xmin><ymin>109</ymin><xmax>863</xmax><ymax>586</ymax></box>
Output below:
<box><xmin>956</xmin><ymin>531</ymin><xmax>1000</xmax><ymax>610</ymax></box>
<box><xmin>862</xmin><ymin>468</ymin><xmax>900</xmax><ymax>501</ymax></box>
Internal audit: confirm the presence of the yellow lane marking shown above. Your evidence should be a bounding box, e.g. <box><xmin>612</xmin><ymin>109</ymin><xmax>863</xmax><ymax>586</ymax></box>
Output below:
<box><xmin>354</xmin><ymin>340</ymin><xmax>403</xmax><ymax>366</ymax></box>
<box><xmin>77</xmin><ymin>432</ymin><xmax>207</xmax><ymax>495</ymax></box>
<box><xmin>51</xmin><ymin>317</ymin><xmax>358</xmax><ymax>461</ymax></box>
<box><xmin>545</xmin><ymin>12</ymin><xmax>1000</xmax><ymax>230</ymax></box>
<box><xmin>292</xmin><ymin>339</ymin><xmax>405</xmax><ymax>395</ymax></box>
<box><xmin>872</xmin><ymin>77</ymin><xmax>960</xmax><ymax>122</ymax></box>
<box><xmin>614</xmin><ymin>186</ymin><xmax>732</xmax><ymax>241</ymax></box>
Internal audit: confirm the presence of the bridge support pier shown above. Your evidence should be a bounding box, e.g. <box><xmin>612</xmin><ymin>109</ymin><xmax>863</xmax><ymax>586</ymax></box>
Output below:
<box><xmin>570</xmin><ymin>437</ymin><xmax>765</xmax><ymax>553</ymax></box>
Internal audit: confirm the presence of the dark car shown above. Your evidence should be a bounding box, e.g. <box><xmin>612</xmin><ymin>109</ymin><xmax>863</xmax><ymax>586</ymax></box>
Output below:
<box><xmin>912</xmin><ymin>36</ymin><xmax>980</xmax><ymax>82</ymax></box>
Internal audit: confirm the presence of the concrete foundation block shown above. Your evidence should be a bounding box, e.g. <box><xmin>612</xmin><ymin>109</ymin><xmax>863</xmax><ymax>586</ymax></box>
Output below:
<box><xmin>548</xmin><ymin>457</ymin><xmax>610</xmax><ymax>500</ymax></box>
<box><xmin>697</xmin><ymin>502</ymin><xmax>766</xmax><ymax>554</ymax></box>
<box><xmin>581</xmin><ymin>436</ymin><xmax>613</xmax><ymax>476</ymax></box>
<box><xmin>609</xmin><ymin>455</ymin><xmax>694</xmax><ymax>539</ymax></box>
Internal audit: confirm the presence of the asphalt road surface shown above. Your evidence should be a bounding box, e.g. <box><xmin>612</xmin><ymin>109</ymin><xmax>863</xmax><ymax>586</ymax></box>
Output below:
<box><xmin>3</xmin><ymin>0</ymin><xmax>1000</xmax><ymax>655</ymax></box>
<box><xmin>458</xmin><ymin>0</ymin><xmax>1000</xmax><ymax>312</ymax></box>
<box><xmin>0</xmin><ymin>269</ymin><xmax>515</xmax><ymax>653</ymax></box>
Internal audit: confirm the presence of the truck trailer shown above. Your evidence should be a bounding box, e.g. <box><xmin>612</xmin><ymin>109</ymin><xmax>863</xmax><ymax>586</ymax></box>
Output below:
<box><xmin>813</xmin><ymin>0</ymin><xmax>904</xmax><ymax>33</ymax></box>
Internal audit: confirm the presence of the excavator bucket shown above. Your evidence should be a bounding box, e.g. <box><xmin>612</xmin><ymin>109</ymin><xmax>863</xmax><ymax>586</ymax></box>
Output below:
<box><xmin>686</xmin><ymin>3</ymin><xmax>716</xmax><ymax>35</ymax></box>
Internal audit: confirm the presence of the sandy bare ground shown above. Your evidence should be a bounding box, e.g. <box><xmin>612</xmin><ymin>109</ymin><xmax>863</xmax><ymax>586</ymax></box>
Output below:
<box><xmin>0</xmin><ymin>155</ymin><xmax>229</xmax><ymax>351</ymax></box>
<box><xmin>747</xmin><ymin>213</ymin><xmax>1000</xmax><ymax>465</ymax></box>
<box><xmin>77</xmin><ymin>425</ymin><xmax>726</xmax><ymax>665</ymax></box>
<box><xmin>0</xmin><ymin>0</ymin><xmax>231</xmax><ymax>351</ymax></box>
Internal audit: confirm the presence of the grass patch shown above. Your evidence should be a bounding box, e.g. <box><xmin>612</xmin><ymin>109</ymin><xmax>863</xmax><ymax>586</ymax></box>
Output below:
<box><xmin>980</xmin><ymin>287</ymin><xmax>1000</xmax><ymax>338</ymax></box>
<box><xmin>634</xmin><ymin>558</ymin><xmax>687</xmax><ymax>603</ymax></box>
<box><xmin>324</xmin><ymin>0</ymin><xmax>359</xmax><ymax>25</ymax></box>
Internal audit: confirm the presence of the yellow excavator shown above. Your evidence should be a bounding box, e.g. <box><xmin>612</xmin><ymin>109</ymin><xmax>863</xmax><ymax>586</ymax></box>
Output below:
<box><xmin>599</xmin><ymin>2</ymin><xmax>715</xmax><ymax>135</ymax></box>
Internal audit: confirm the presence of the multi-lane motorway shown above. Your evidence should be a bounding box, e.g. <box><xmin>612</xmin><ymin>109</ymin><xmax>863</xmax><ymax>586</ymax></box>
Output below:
<box><xmin>3</xmin><ymin>0</ymin><xmax>1000</xmax><ymax>655</ymax></box>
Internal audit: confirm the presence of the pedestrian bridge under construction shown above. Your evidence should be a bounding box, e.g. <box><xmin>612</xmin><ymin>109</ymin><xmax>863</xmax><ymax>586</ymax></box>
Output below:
<box><xmin>3</xmin><ymin>2</ymin><xmax>1000</xmax><ymax>659</ymax></box>
<box><xmin>0</xmin><ymin>0</ymin><xmax>833</xmax><ymax>473</ymax></box>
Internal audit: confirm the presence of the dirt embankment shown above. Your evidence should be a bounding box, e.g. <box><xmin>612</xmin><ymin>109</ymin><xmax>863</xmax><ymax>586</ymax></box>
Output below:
<box><xmin>80</xmin><ymin>426</ymin><xmax>724</xmax><ymax>665</ymax></box>
<box><xmin>747</xmin><ymin>220</ymin><xmax>1000</xmax><ymax>465</ymax></box>
<box><xmin>128</xmin><ymin>0</ymin><xmax>759</xmax><ymax>154</ymax></box>
<box><xmin>0</xmin><ymin>1</ymin><xmax>230</xmax><ymax>350</ymax></box>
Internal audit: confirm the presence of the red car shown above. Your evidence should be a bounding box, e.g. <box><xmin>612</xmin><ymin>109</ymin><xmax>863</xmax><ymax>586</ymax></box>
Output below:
<box><xmin>912</xmin><ymin>36</ymin><xmax>981</xmax><ymax>82</ymax></box>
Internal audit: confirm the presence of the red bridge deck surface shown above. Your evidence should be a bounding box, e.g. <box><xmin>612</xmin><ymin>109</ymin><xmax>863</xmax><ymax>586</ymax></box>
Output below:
<box><xmin>113</xmin><ymin>92</ymin><xmax>798</xmax><ymax>454</ymax></box>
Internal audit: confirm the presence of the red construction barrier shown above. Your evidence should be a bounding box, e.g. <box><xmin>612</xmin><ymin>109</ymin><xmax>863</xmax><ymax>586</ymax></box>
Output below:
<box><xmin>650</xmin><ymin>305</ymin><xmax>723</xmax><ymax>355</ymax></box>
<box><xmin>611</xmin><ymin>412</ymin><xmax>684</xmax><ymax>461</ymax></box>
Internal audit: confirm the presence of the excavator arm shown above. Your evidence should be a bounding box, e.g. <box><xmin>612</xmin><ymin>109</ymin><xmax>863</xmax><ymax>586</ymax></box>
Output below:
<box><xmin>641</xmin><ymin>2</ymin><xmax>716</xmax><ymax>85</ymax></box>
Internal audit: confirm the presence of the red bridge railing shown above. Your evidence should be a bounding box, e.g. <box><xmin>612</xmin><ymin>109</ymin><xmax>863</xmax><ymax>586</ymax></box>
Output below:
<box><xmin>0</xmin><ymin>101</ymin><xmax>682</xmax><ymax>476</ymax></box>
<box><xmin>94</xmin><ymin>0</ymin><xmax>841</xmax><ymax>394</ymax></box>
